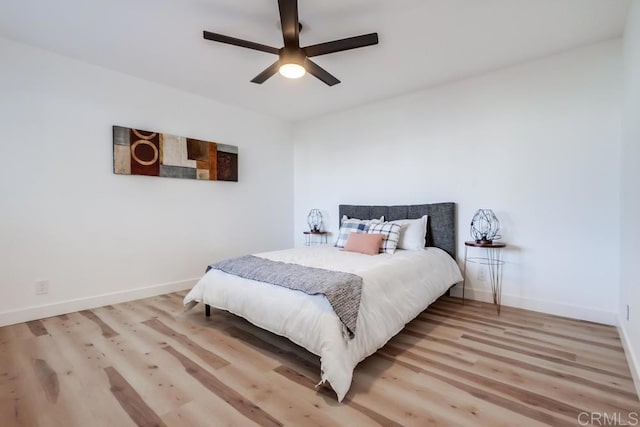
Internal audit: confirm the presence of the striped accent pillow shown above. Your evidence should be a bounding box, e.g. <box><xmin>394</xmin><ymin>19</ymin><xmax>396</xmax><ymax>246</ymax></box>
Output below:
<box><xmin>335</xmin><ymin>216</ymin><xmax>383</xmax><ymax>249</ymax></box>
<box><xmin>367</xmin><ymin>222</ymin><xmax>403</xmax><ymax>254</ymax></box>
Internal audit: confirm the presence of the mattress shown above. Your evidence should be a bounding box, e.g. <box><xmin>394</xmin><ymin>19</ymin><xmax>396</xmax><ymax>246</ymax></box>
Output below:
<box><xmin>183</xmin><ymin>245</ymin><xmax>462</xmax><ymax>401</ymax></box>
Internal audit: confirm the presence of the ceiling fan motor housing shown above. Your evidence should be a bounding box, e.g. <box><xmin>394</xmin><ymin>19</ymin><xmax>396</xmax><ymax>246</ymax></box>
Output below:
<box><xmin>279</xmin><ymin>47</ymin><xmax>305</xmax><ymax>66</ymax></box>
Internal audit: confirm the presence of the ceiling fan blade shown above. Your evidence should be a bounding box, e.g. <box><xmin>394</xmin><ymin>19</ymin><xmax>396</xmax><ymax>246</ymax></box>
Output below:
<box><xmin>278</xmin><ymin>0</ymin><xmax>300</xmax><ymax>48</ymax></box>
<box><xmin>304</xmin><ymin>59</ymin><xmax>340</xmax><ymax>86</ymax></box>
<box><xmin>250</xmin><ymin>61</ymin><xmax>281</xmax><ymax>84</ymax></box>
<box><xmin>203</xmin><ymin>31</ymin><xmax>280</xmax><ymax>55</ymax></box>
<box><xmin>303</xmin><ymin>33</ymin><xmax>379</xmax><ymax>57</ymax></box>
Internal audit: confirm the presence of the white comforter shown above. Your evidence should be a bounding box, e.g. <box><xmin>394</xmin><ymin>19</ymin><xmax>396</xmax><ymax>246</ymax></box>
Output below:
<box><xmin>183</xmin><ymin>246</ymin><xmax>462</xmax><ymax>401</ymax></box>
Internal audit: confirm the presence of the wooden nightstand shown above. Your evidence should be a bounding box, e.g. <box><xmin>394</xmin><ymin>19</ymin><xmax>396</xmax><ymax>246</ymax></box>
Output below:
<box><xmin>303</xmin><ymin>231</ymin><xmax>328</xmax><ymax>246</ymax></box>
<box><xmin>462</xmin><ymin>241</ymin><xmax>507</xmax><ymax>314</ymax></box>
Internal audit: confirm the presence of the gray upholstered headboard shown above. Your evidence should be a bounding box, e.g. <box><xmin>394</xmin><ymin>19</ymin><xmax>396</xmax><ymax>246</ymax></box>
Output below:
<box><xmin>339</xmin><ymin>203</ymin><xmax>456</xmax><ymax>259</ymax></box>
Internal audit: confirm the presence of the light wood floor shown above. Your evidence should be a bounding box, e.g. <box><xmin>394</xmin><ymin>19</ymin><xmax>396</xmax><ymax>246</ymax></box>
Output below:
<box><xmin>1</xmin><ymin>292</ymin><xmax>637</xmax><ymax>426</ymax></box>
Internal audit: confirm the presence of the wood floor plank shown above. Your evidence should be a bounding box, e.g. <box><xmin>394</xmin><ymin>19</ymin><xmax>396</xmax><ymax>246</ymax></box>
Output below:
<box><xmin>188</xmin><ymin>324</ymin><xmax>283</xmax><ymax>375</ymax></box>
<box><xmin>26</xmin><ymin>320</ymin><xmax>48</xmax><ymax>337</ymax></box>
<box><xmin>470</xmin><ymin>359</ymin><xmax>640</xmax><ymax>414</ymax></box>
<box><xmin>140</xmin><ymin>303</ymin><xmax>175</xmax><ymax>323</ymax></box>
<box><xmin>79</xmin><ymin>310</ymin><xmax>119</xmax><ymax>338</ymax></box>
<box><xmin>460</xmin><ymin>334</ymin><xmax>631</xmax><ymax>379</ymax></box>
<box><xmin>1</xmin><ymin>292</ymin><xmax>636</xmax><ymax>427</ymax></box>
<box><xmin>375</xmin><ymin>352</ymin><xmax>575</xmax><ymax>427</ymax></box>
<box><xmin>382</xmin><ymin>343</ymin><xmax>589</xmax><ymax>420</ymax></box>
<box><xmin>1</xmin><ymin>324</ymin><xmax>35</xmax><ymax>343</ymax></box>
<box><xmin>161</xmin><ymin>397</ymin><xmax>262</xmax><ymax>427</ymax></box>
<box><xmin>163</xmin><ymin>345</ymin><xmax>282</xmax><ymax>427</ymax></box>
<box><xmin>417</xmin><ymin>313</ymin><xmax>631</xmax><ymax>375</ymax></box>
<box><xmin>433</xmin><ymin>301</ymin><xmax>622</xmax><ymax>341</ymax></box>
<box><xmin>401</xmin><ymin>325</ymin><xmax>638</xmax><ymax>395</ymax></box>
<box><xmin>8</xmin><ymin>332</ymin><xmax>127</xmax><ymax>426</ymax></box>
<box><xmin>43</xmin><ymin>309</ymin><xmax>197</xmax><ymax>420</ymax></box>
<box><xmin>142</xmin><ymin>318</ymin><xmax>229</xmax><ymax>370</ymax></box>
<box><xmin>353</xmin><ymin>356</ymin><xmax>531</xmax><ymax>426</ymax></box>
<box><xmin>216</xmin><ymin>362</ymin><xmax>399</xmax><ymax>427</ymax></box>
<box><xmin>274</xmin><ymin>364</ymin><xmax>404</xmax><ymax>427</ymax></box>
<box><xmin>105</xmin><ymin>366</ymin><xmax>166</xmax><ymax>427</ymax></box>
<box><xmin>131</xmin><ymin>302</ymin><xmax>282</xmax><ymax>378</ymax></box>
<box><xmin>0</xmin><ymin>339</ymin><xmax>40</xmax><ymax>426</ymax></box>
<box><xmin>32</xmin><ymin>359</ymin><xmax>59</xmax><ymax>403</ymax></box>
<box><xmin>81</xmin><ymin>308</ymin><xmax>206</xmax><ymax>414</ymax></box>
<box><xmin>222</xmin><ymin>325</ymin><xmax>321</xmax><ymax>379</ymax></box>
<box><xmin>12</xmin><ymin>346</ymin><xmax>66</xmax><ymax>427</ymax></box>
<box><xmin>427</xmin><ymin>303</ymin><xmax>626</xmax><ymax>359</ymax></box>
<box><xmin>502</xmin><ymin>328</ymin><xmax>628</xmax><ymax>361</ymax></box>
<box><xmin>439</xmin><ymin>297</ymin><xmax>618</xmax><ymax>335</ymax></box>
<box><xmin>366</xmin><ymin>355</ymin><xmax>558</xmax><ymax>427</ymax></box>
<box><xmin>427</xmin><ymin>305</ymin><xmax>631</xmax><ymax>370</ymax></box>
<box><xmin>429</xmin><ymin>305</ymin><xmax>624</xmax><ymax>349</ymax></box>
<box><xmin>417</xmin><ymin>315</ymin><xmax>578</xmax><ymax>360</ymax></box>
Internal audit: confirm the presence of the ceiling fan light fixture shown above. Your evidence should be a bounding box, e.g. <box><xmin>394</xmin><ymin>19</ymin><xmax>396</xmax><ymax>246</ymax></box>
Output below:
<box><xmin>279</xmin><ymin>62</ymin><xmax>306</xmax><ymax>79</ymax></box>
<box><xmin>203</xmin><ymin>0</ymin><xmax>379</xmax><ymax>86</ymax></box>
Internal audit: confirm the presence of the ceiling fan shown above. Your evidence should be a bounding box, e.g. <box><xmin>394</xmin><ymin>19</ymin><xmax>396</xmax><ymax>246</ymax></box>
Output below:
<box><xmin>203</xmin><ymin>0</ymin><xmax>379</xmax><ymax>86</ymax></box>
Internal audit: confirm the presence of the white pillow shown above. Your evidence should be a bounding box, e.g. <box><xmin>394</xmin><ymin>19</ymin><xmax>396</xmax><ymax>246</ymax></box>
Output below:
<box><xmin>391</xmin><ymin>215</ymin><xmax>428</xmax><ymax>250</ymax></box>
<box><xmin>341</xmin><ymin>215</ymin><xmax>384</xmax><ymax>223</ymax></box>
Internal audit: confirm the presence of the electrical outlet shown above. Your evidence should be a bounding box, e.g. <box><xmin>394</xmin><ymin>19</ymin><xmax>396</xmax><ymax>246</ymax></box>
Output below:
<box><xmin>35</xmin><ymin>280</ymin><xmax>49</xmax><ymax>295</ymax></box>
<box><xmin>477</xmin><ymin>267</ymin><xmax>487</xmax><ymax>282</ymax></box>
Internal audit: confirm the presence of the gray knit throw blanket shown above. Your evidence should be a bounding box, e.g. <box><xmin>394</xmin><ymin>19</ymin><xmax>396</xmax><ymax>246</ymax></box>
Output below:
<box><xmin>207</xmin><ymin>255</ymin><xmax>362</xmax><ymax>338</ymax></box>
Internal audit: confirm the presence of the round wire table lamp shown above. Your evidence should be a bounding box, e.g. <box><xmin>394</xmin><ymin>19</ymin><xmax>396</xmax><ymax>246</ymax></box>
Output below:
<box><xmin>470</xmin><ymin>209</ymin><xmax>501</xmax><ymax>243</ymax></box>
<box><xmin>307</xmin><ymin>209</ymin><xmax>323</xmax><ymax>232</ymax></box>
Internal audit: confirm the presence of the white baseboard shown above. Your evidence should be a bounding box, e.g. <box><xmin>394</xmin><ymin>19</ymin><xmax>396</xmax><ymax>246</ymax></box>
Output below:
<box><xmin>448</xmin><ymin>285</ymin><xmax>617</xmax><ymax>325</ymax></box>
<box><xmin>618</xmin><ymin>318</ymin><xmax>640</xmax><ymax>399</ymax></box>
<box><xmin>0</xmin><ymin>278</ymin><xmax>199</xmax><ymax>327</ymax></box>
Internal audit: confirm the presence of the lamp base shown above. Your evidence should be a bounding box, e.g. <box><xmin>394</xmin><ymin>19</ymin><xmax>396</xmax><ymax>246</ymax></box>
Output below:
<box><xmin>476</xmin><ymin>239</ymin><xmax>493</xmax><ymax>244</ymax></box>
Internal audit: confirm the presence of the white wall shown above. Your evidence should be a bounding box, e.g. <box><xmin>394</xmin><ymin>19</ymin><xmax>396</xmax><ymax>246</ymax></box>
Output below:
<box><xmin>293</xmin><ymin>40</ymin><xmax>622</xmax><ymax>324</ymax></box>
<box><xmin>620</xmin><ymin>0</ymin><xmax>640</xmax><ymax>397</ymax></box>
<box><xmin>0</xmin><ymin>37</ymin><xmax>293</xmax><ymax>325</ymax></box>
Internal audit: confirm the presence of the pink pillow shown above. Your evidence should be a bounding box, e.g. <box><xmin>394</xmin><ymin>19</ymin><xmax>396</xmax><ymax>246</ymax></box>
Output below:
<box><xmin>344</xmin><ymin>233</ymin><xmax>384</xmax><ymax>255</ymax></box>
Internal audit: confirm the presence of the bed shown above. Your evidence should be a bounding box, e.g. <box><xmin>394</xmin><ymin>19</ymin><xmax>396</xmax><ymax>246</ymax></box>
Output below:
<box><xmin>183</xmin><ymin>203</ymin><xmax>462</xmax><ymax>401</ymax></box>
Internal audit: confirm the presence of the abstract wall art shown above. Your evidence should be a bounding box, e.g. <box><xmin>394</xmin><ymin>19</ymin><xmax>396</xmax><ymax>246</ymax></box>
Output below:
<box><xmin>113</xmin><ymin>126</ymin><xmax>238</xmax><ymax>182</ymax></box>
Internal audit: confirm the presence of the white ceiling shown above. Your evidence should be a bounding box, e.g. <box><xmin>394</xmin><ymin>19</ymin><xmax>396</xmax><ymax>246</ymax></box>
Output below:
<box><xmin>0</xmin><ymin>0</ymin><xmax>630</xmax><ymax>121</ymax></box>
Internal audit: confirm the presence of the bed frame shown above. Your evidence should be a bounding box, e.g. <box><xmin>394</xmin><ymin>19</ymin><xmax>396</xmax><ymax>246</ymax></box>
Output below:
<box><xmin>339</xmin><ymin>202</ymin><xmax>457</xmax><ymax>259</ymax></box>
<box><xmin>204</xmin><ymin>202</ymin><xmax>457</xmax><ymax>317</ymax></box>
